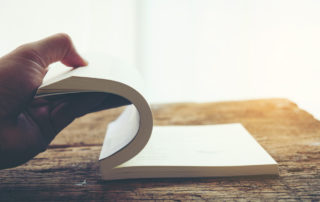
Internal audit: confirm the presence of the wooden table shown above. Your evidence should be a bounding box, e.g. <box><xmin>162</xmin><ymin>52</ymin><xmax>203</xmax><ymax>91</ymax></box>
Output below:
<box><xmin>1</xmin><ymin>99</ymin><xmax>319</xmax><ymax>201</ymax></box>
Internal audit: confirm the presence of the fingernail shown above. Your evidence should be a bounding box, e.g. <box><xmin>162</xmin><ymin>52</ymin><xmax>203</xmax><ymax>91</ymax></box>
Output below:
<box><xmin>83</xmin><ymin>58</ymin><xmax>89</xmax><ymax>66</ymax></box>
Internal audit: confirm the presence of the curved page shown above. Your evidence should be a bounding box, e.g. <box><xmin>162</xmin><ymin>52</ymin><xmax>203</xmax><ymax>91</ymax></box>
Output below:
<box><xmin>36</xmin><ymin>58</ymin><xmax>153</xmax><ymax>171</ymax></box>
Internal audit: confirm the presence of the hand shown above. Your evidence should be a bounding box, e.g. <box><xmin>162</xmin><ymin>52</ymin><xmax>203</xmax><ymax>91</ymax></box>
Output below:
<box><xmin>0</xmin><ymin>34</ymin><xmax>129</xmax><ymax>169</ymax></box>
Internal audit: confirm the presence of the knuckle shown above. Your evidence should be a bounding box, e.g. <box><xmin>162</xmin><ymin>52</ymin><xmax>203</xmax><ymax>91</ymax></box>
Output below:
<box><xmin>56</xmin><ymin>33</ymin><xmax>72</xmax><ymax>47</ymax></box>
<box><xmin>17</xmin><ymin>44</ymin><xmax>47</xmax><ymax>67</ymax></box>
<box><xmin>54</xmin><ymin>33</ymin><xmax>73</xmax><ymax>57</ymax></box>
<box><xmin>15</xmin><ymin>44</ymin><xmax>47</xmax><ymax>68</ymax></box>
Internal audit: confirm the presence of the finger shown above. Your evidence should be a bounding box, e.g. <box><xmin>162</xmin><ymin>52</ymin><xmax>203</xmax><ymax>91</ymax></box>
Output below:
<box><xmin>49</xmin><ymin>93</ymin><xmax>130</xmax><ymax>133</ymax></box>
<box><xmin>13</xmin><ymin>33</ymin><xmax>87</xmax><ymax>68</ymax></box>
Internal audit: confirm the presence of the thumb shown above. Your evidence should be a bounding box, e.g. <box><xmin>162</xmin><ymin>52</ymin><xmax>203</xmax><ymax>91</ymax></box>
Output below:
<box><xmin>13</xmin><ymin>33</ymin><xmax>87</xmax><ymax>68</ymax></box>
<box><xmin>0</xmin><ymin>33</ymin><xmax>87</xmax><ymax>119</ymax></box>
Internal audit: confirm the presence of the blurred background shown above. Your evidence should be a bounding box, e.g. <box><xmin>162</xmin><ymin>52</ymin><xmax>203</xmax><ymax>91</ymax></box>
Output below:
<box><xmin>0</xmin><ymin>0</ymin><xmax>320</xmax><ymax>119</ymax></box>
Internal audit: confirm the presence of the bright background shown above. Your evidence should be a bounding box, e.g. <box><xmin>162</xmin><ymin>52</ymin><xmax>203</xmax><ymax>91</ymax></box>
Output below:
<box><xmin>1</xmin><ymin>0</ymin><xmax>320</xmax><ymax>119</ymax></box>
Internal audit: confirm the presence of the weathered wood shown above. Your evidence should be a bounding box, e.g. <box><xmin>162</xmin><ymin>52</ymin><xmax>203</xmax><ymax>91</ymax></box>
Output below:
<box><xmin>1</xmin><ymin>99</ymin><xmax>319</xmax><ymax>201</ymax></box>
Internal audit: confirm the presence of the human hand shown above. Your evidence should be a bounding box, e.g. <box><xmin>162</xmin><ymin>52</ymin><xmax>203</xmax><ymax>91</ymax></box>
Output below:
<box><xmin>0</xmin><ymin>34</ymin><xmax>129</xmax><ymax>169</ymax></box>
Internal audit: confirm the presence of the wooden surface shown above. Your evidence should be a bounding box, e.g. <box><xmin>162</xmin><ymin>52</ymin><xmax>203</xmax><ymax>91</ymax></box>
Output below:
<box><xmin>0</xmin><ymin>98</ymin><xmax>319</xmax><ymax>201</ymax></box>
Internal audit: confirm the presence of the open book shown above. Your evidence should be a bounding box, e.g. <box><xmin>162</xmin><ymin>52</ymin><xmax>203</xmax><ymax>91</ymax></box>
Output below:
<box><xmin>37</xmin><ymin>56</ymin><xmax>278</xmax><ymax>180</ymax></box>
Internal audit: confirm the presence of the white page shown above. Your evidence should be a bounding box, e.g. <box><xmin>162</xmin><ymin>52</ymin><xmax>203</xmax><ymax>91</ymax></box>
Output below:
<box><xmin>99</xmin><ymin>105</ymin><xmax>140</xmax><ymax>160</ymax></box>
<box><xmin>37</xmin><ymin>54</ymin><xmax>153</xmax><ymax>166</ymax></box>
<box><xmin>119</xmin><ymin>124</ymin><xmax>277</xmax><ymax>167</ymax></box>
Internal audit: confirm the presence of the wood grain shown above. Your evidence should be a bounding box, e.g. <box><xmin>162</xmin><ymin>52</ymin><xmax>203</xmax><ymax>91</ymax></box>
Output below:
<box><xmin>1</xmin><ymin>98</ymin><xmax>319</xmax><ymax>201</ymax></box>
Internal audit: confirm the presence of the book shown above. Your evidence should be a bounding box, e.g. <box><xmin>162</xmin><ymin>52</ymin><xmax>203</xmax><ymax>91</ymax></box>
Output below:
<box><xmin>37</xmin><ymin>56</ymin><xmax>278</xmax><ymax>180</ymax></box>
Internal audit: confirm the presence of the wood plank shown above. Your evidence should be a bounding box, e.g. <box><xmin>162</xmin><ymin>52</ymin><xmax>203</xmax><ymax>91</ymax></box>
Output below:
<box><xmin>0</xmin><ymin>99</ymin><xmax>319</xmax><ymax>201</ymax></box>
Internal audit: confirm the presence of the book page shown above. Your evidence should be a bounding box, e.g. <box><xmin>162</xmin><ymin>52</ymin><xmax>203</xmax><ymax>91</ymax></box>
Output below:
<box><xmin>118</xmin><ymin>124</ymin><xmax>277</xmax><ymax>167</ymax></box>
<box><xmin>99</xmin><ymin>105</ymin><xmax>140</xmax><ymax>160</ymax></box>
<box><xmin>37</xmin><ymin>54</ymin><xmax>153</xmax><ymax>169</ymax></box>
<box><xmin>40</xmin><ymin>54</ymin><xmax>145</xmax><ymax>96</ymax></box>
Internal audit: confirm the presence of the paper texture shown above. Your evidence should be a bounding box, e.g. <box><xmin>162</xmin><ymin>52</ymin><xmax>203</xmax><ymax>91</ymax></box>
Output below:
<box><xmin>119</xmin><ymin>124</ymin><xmax>277</xmax><ymax>167</ymax></box>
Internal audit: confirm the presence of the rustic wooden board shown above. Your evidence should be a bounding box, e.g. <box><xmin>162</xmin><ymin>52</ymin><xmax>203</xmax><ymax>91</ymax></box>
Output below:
<box><xmin>1</xmin><ymin>99</ymin><xmax>319</xmax><ymax>201</ymax></box>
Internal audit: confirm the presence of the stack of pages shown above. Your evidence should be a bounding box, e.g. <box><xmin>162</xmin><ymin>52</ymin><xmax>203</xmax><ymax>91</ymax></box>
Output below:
<box><xmin>37</xmin><ymin>56</ymin><xmax>278</xmax><ymax>180</ymax></box>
